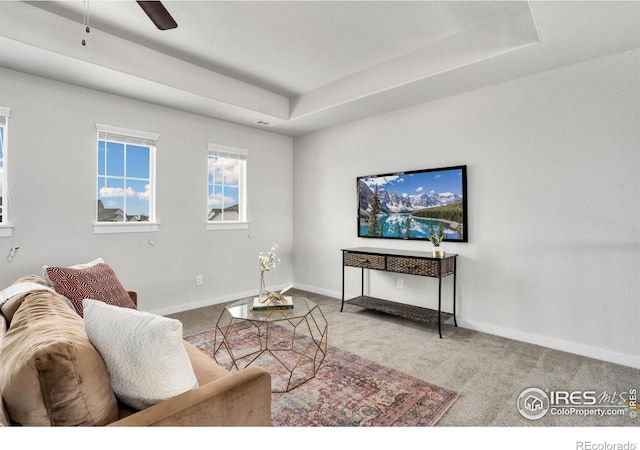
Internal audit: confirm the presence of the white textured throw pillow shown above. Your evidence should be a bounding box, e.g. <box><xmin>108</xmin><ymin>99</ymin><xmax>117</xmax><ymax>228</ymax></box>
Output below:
<box><xmin>83</xmin><ymin>299</ymin><xmax>198</xmax><ymax>410</ymax></box>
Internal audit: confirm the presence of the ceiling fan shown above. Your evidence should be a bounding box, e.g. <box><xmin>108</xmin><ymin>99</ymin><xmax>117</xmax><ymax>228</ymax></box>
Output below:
<box><xmin>136</xmin><ymin>1</ymin><xmax>177</xmax><ymax>30</ymax></box>
<box><xmin>81</xmin><ymin>1</ymin><xmax>176</xmax><ymax>46</ymax></box>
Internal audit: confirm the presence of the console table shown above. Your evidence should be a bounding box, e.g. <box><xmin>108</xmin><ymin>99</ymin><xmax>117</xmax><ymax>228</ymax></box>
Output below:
<box><xmin>340</xmin><ymin>247</ymin><xmax>458</xmax><ymax>338</ymax></box>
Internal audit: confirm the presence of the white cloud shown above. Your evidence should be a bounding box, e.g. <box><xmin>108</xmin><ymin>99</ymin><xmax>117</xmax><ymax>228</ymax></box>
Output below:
<box><xmin>99</xmin><ymin>186</ymin><xmax>136</xmax><ymax>198</ymax></box>
<box><xmin>416</xmin><ymin>186</ymin><xmax>424</xmax><ymax>193</ymax></box>
<box><xmin>208</xmin><ymin>192</ymin><xmax>235</xmax><ymax>208</ymax></box>
<box><xmin>136</xmin><ymin>184</ymin><xmax>150</xmax><ymax>201</ymax></box>
<box><xmin>209</xmin><ymin>157</ymin><xmax>240</xmax><ymax>185</ymax></box>
<box><xmin>99</xmin><ymin>185</ymin><xmax>150</xmax><ymax>200</ymax></box>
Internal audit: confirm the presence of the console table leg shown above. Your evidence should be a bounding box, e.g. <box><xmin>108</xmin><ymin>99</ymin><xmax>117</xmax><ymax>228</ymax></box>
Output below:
<box><xmin>438</xmin><ymin>277</ymin><xmax>443</xmax><ymax>339</ymax></box>
<box><xmin>453</xmin><ymin>259</ymin><xmax>458</xmax><ymax>327</ymax></box>
<box><xmin>340</xmin><ymin>257</ymin><xmax>345</xmax><ymax>312</ymax></box>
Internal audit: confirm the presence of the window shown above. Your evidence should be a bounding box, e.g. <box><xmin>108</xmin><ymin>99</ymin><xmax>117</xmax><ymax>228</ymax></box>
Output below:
<box><xmin>0</xmin><ymin>107</ymin><xmax>11</xmax><ymax>237</ymax></box>
<box><xmin>95</xmin><ymin>124</ymin><xmax>158</xmax><ymax>234</ymax></box>
<box><xmin>207</xmin><ymin>143</ymin><xmax>248</xmax><ymax>230</ymax></box>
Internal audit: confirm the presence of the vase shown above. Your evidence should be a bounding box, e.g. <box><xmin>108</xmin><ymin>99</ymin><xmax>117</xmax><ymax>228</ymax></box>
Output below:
<box><xmin>432</xmin><ymin>247</ymin><xmax>445</xmax><ymax>258</ymax></box>
<box><xmin>258</xmin><ymin>271</ymin><xmax>267</xmax><ymax>301</ymax></box>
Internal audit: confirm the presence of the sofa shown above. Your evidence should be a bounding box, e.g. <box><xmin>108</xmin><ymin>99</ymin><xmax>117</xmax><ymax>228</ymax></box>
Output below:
<box><xmin>0</xmin><ymin>268</ymin><xmax>272</xmax><ymax>427</ymax></box>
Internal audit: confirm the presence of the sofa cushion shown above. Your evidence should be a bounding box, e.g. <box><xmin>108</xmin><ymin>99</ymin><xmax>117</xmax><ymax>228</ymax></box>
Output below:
<box><xmin>0</xmin><ymin>290</ymin><xmax>118</xmax><ymax>426</ymax></box>
<box><xmin>83</xmin><ymin>299</ymin><xmax>199</xmax><ymax>410</ymax></box>
<box><xmin>44</xmin><ymin>262</ymin><xmax>136</xmax><ymax>317</ymax></box>
<box><xmin>183</xmin><ymin>340</ymin><xmax>230</xmax><ymax>385</ymax></box>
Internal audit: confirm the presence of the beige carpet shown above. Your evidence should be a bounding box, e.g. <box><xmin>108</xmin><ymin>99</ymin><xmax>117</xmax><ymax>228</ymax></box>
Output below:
<box><xmin>169</xmin><ymin>288</ymin><xmax>640</xmax><ymax>427</ymax></box>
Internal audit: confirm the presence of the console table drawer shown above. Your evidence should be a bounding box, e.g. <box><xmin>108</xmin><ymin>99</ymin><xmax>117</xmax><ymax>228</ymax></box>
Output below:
<box><xmin>387</xmin><ymin>256</ymin><xmax>445</xmax><ymax>277</ymax></box>
<box><xmin>343</xmin><ymin>252</ymin><xmax>386</xmax><ymax>270</ymax></box>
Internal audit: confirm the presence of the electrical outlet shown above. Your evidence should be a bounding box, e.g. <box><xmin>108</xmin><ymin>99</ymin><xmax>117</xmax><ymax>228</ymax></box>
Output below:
<box><xmin>196</xmin><ymin>275</ymin><xmax>203</xmax><ymax>286</ymax></box>
<box><xmin>396</xmin><ymin>278</ymin><xmax>403</xmax><ymax>289</ymax></box>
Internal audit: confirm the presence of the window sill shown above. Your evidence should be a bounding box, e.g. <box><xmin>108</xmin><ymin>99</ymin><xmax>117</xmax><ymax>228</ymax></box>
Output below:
<box><xmin>0</xmin><ymin>224</ymin><xmax>13</xmax><ymax>237</ymax></box>
<box><xmin>206</xmin><ymin>221</ymin><xmax>249</xmax><ymax>231</ymax></box>
<box><xmin>93</xmin><ymin>222</ymin><xmax>159</xmax><ymax>234</ymax></box>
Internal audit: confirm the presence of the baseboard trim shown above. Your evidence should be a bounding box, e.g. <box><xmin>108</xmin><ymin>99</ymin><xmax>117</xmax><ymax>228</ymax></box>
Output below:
<box><xmin>149</xmin><ymin>282</ymin><xmax>293</xmax><ymax>316</ymax></box>
<box><xmin>456</xmin><ymin>318</ymin><xmax>640</xmax><ymax>369</ymax></box>
<box><xmin>293</xmin><ymin>283</ymin><xmax>640</xmax><ymax>369</ymax></box>
<box><xmin>293</xmin><ymin>283</ymin><xmax>340</xmax><ymax>299</ymax></box>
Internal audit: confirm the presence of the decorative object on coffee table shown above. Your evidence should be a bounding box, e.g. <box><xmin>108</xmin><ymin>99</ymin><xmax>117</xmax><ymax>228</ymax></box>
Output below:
<box><xmin>252</xmin><ymin>289</ymin><xmax>293</xmax><ymax>311</ymax></box>
<box><xmin>258</xmin><ymin>243</ymin><xmax>280</xmax><ymax>302</ymax></box>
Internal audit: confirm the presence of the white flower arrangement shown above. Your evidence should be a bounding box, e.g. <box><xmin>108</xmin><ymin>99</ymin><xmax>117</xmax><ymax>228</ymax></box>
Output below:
<box><xmin>257</xmin><ymin>244</ymin><xmax>285</xmax><ymax>304</ymax></box>
<box><xmin>259</xmin><ymin>244</ymin><xmax>280</xmax><ymax>273</ymax></box>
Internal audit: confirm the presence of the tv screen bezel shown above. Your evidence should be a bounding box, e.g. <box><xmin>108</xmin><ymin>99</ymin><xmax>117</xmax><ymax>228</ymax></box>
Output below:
<box><xmin>356</xmin><ymin>164</ymin><xmax>468</xmax><ymax>243</ymax></box>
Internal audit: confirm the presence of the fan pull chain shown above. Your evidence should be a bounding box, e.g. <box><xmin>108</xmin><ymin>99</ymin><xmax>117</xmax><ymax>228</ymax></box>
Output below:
<box><xmin>82</xmin><ymin>0</ymin><xmax>90</xmax><ymax>46</ymax></box>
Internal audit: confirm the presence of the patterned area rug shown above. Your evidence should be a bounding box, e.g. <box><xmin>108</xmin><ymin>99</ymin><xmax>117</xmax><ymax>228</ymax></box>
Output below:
<box><xmin>185</xmin><ymin>324</ymin><xmax>459</xmax><ymax>427</ymax></box>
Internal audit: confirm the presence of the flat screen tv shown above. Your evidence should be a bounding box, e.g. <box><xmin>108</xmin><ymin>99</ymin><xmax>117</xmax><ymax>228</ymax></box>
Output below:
<box><xmin>357</xmin><ymin>165</ymin><xmax>468</xmax><ymax>242</ymax></box>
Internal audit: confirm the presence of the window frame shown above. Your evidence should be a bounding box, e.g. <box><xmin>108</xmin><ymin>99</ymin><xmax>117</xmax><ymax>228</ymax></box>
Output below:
<box><xmin>93</xmin><ymin>123</ymin><xmax>159</xmax><ymax>234</ymax></box>
<box><xmin>206</xmin><ymin>143</ymin><xmax>249</xmax><ymax>231</ymax></box>
<box><xmin>0</xmin><ymin>107</ymin><xmax>11</xmax><ymax>237</ymax></box>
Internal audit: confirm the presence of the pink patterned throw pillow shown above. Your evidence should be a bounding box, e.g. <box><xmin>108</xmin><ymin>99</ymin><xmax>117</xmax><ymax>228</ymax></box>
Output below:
<box><xmin>45</xmin><ymin>263</ymin><xmax>136</xmax><ymax>317</ymax></box>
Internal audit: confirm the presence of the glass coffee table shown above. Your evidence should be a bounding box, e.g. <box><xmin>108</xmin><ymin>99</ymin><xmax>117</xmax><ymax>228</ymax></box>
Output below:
<box><xmin>212</xmin><ymin>296</ymin><xmax>328</xmax><ymax>393</ymax></box>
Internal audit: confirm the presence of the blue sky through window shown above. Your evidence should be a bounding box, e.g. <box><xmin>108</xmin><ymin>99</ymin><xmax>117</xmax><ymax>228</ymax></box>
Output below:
<box><xmin>98</xmin><ymin>140</ymin><xmax>151</xmax><ymax>219</ymax></box>
<box><xmin>208</xmin><ymin>155</ymin><xmax>240</xmax><ymax>209</ymax></box>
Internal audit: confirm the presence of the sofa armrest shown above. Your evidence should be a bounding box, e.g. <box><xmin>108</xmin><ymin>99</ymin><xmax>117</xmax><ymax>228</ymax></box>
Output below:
<box><xmin>126</xmin><ymin>290</ymin><xmax>138</xmax><ymax>307</ymax></box>
<box><xmin>107</xmin><ymin>366</ymin><xmax>271</xmax><ymax>427</ymax></box>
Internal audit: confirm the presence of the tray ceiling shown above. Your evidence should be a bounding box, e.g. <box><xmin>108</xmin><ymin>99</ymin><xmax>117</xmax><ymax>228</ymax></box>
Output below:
<box><xmin>1</xmin><ymin>1</ymin><xmax>639</xmax><ymax>136</ymax></box>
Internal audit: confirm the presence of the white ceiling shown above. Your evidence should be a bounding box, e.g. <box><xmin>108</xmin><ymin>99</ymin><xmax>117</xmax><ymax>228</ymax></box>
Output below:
<box><xmin>1</xmin><ymin>1</ymin><xmax>640</xmax><ymax>136</ymax></box>
<box><xmin>25</xmin><ymin>1</ymin><xmax>529</xmax><ymax>96</ymax></box>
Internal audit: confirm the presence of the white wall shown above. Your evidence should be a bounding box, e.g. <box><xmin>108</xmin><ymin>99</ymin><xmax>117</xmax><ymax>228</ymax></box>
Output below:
<box><xmin>0</xmin><ymin>68</ymin><xmax>294</xmax><ymax>315</ymax></box>
<box><xmin>2</xmin><ymin>47</ymin><xmax>638</xmax><ymax>368</ymax></box>
<box><xmin>292</xmin><ymin>49</ymin><xmax>640</xmax><ymax>368</ymax></box>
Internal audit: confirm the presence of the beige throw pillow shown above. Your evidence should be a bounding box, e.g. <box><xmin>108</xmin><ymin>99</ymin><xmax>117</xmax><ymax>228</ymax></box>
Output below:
<box><xmin>0</xmin><ymin>275</ymin><xmax>66</xmax><ymax>323</ymax></box>
<box><xmin>0</xmin><ymin>292</ymin><xmax>118</xmax><ymax>426</ymax></box>
<box><xmin>83</xmin><ymin>299</ymin><xmax>198</xmax><ymax>410</ymax></box>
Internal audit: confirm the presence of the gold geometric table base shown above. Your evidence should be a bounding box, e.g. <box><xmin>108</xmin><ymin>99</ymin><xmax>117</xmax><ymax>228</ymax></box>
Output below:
<box><xmin>212</xmin><ymin>297</ymin><xmax>328</xmax><ymax>393</ymax></box>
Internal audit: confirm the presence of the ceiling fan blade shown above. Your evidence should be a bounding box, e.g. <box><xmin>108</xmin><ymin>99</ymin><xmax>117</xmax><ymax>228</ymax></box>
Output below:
<box><xmin>136</xmin><ymin>1</ymin><xmax>177</xmax><ymax>30</ymax></box>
